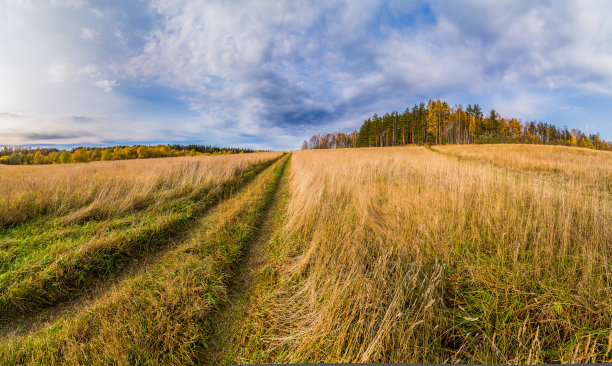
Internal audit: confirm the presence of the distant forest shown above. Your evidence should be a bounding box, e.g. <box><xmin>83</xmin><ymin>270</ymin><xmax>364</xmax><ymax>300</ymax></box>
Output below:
<box><xmin>0</xmin><ymin>144</ymin><xmax>257</xmax><ymax>165</ymax></box>
<box><xmin>303</xmin><ymin>99</ymin><xmax>612</xmax><ymax>151</ymax></box>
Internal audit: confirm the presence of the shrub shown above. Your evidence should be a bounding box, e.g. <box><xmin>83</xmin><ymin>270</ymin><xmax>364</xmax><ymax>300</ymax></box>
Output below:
<box><xmin>8</xmin><ymin>153</ymin><xmax>22</xmax><ymax>165</ymax></box>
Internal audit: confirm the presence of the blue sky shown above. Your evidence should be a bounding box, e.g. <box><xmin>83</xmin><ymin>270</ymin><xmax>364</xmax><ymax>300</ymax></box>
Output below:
<box><xmin>1</xmin><ymin>0</ymin><xmax>612</xmax><ymax>150</ymax></box>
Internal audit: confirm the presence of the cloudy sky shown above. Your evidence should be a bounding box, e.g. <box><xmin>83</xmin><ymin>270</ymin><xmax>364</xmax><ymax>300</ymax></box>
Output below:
<box><xmin>2</xmin><ymin>0</ymin><xmax>612</xmax><ymax>150</ymax></box>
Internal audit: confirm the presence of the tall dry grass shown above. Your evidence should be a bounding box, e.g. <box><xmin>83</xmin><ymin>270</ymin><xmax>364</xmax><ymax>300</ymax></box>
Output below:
<box><xmin>0</xmin><ymin>152</ymin><xmax>283</xmax><ymax>320</ymax></box>
<box><xmin>0</xmin><ymin>155</ymin><xmax>290</xmax><ymax>365</ymax></box>
<box><xmin>436</xmin><ymin>144</ymin><xmax>612</xmax><ymax>192</ymax></box>
<box><xmin>0</xmin><ymin>152</ymin><xmax>282</xmax><ymax>227</ymax></box>
<box><xmin>245</xmin><ymin>147</ymin><xmax>611</xmax><ymax>363</ymax></box>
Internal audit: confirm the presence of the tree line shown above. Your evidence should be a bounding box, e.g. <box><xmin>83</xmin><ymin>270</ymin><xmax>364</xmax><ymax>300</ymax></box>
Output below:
<box><xmin>302</xmin><ymin>99</ymin><xmax>612</xmax><ymax>151</ymax></box>
<box><xmin>0</xmin><ymin>144</ymin><xmax>257</xmax><ymax>165</ymax></box>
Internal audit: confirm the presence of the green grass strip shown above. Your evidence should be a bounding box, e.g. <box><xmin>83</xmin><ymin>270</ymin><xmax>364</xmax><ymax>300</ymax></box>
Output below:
<box><xmin>0</xmin><ymin>155</ymin><xmax>283</xmax><ymax>322</ymax></box>
<box><xmin>0</xmin><ymin>154</ymin><xmax>290</xmax><ymax>365</ymax></box>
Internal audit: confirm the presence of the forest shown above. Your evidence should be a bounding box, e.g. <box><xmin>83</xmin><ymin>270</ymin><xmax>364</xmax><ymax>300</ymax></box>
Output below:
<box><xmin>0</xmin><ymin>144</ymin><xmax>256</xmax><ymax>165</ymax></box>
<box><xmin>303</xmin><ymin>99</ymin><xmax>612</xmax><ymax>151</ymax></box>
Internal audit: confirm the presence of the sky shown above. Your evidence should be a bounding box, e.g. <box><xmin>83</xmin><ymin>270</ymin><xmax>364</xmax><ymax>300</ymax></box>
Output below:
<box><xmin>1</xmin><ymin>0</ymin><xmax>612</xmax><ymax>150</ymax></box>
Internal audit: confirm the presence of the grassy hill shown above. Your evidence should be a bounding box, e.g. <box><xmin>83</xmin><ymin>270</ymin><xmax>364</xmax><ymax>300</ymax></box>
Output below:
<box><xmin>0</xmin><ymin>145</ymin><xmax>610</xmax><ymax>364</ymax></box>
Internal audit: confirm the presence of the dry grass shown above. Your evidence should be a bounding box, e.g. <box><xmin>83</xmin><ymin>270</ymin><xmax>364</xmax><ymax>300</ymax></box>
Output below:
<box><xmin>232</xmin><ymin>146</ymin><xmax>611</xmax><ymax>364</ymax></box>
<box><xmin>436</xmin><ymin>144</ymin><xmax>612</xmax><ymax>193</ymax></box>
<box><xmin>0</xmin><ymin>155</ymin><xmax>290</xmax><ymax>365</ymax></box>
<box><xmin>0</xmin><ymin>152</ymin><xmax>283</xmax><ymax>321</ymax></box>
<box><xmin>2</xmin><ymin>145</ymin><xmax>610</xmax><ymax>364</ymax></box>
<box><xmin>0</xmin><ymin>152</ymin><xmax>282</xmax><ymax>227</ymax></box>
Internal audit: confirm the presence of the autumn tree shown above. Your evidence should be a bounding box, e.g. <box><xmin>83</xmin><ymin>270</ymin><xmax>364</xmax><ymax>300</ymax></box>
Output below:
<box><xmin>72</xmin><ymin>148</ymin><xmax>90</xmax><ymax>163</ymax></box>
<box><xmin>137</xmin><ymin>146</ymin><xmax>152</xmax><ymax>158</ymax></box>
<box><xmin>580</xmin><ymin>136</ymin><xmax>594</xmax><ymax>149</ymax></box>
<box><xmin>33</xmin><ymin>151</ymin><xmax>47</xmax><ymax>164</ymax></box>
<box><xmin>305</xmin><ymin>98</ymin><xmax>612</xmax><ymax>150</ymax></box>
<box><xmin>8</xmin><ymin>153</ymin><xmax>22</xmax><ymax>165</ymax></box>
<box><xmin>428</xmin><ymin>99</ymin><xmax>450</xmax><ymax>144</ymax></box>
<box><xmin>59</xmin><ymin>151</ymin><xmax>72</xmax><ymax>164</ymax></box>
<box><xmin>91</xmin><ymin>148</ymin><xmax>102</xmax><ymax>161</ymax></box>
<box><xmin>101</xmin><ymin>149</ymin><xmax>113</xmax><ymax>161</ymax></box>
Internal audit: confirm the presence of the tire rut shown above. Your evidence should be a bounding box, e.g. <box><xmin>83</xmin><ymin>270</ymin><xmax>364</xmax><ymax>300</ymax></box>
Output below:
<box><xmin>204</xmin><ymin>154</ymin><xmax>290</xmax><ymax>365</ymax></box>
<box><xmin>0</xmin><ymin>155</ymin><xmax>285</xmax><ymax>338</ymax></box>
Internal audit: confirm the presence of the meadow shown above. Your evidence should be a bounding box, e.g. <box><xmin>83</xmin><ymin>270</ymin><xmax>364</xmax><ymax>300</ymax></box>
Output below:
<box><xmin>0</xmin><ymin>145</ymin><xmax>610</xmax><ymax>364</ymax></box>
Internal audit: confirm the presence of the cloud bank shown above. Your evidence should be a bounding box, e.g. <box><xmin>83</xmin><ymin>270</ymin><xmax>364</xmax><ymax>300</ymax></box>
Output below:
<box><xmin>2</xmin><ymin>0</ymin><xmax>612</xmax><ymax>149</ymax></box>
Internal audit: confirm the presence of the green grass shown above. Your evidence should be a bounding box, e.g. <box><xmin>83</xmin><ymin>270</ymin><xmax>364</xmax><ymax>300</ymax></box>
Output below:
<box><xmin>0</xmin><ymin>154</ymin><xmax>290</xmax><ymax>365</ymax></box>
<box><xmin>217</xmin><ymin>158</ymin><xmax>295</xmax><ymax>365</ymax></box>
<box><xmin>439</xmin><ymin>241</ymin><xmax>612</xmax><ymax>364</ymax></box>
<box><xmin>0</xmin><ymin>155</ymin><xmax>282</xmax><ymax>322</ymax></box>
<box><xmin>211</xmin><ymin>147</ymin><xmax>611</xmax><ymax>364</ymax></box>
<box><xmin>1</xmin><ymin>145</ymin><xmax>610</xmax><ymax>364</ymax></box>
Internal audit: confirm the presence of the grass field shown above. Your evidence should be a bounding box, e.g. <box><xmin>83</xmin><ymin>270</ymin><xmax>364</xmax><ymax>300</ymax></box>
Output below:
<box><xmin>1</xmin><ymin>145</ymin><xmax>610</xmax><ymax>364</ymax></box>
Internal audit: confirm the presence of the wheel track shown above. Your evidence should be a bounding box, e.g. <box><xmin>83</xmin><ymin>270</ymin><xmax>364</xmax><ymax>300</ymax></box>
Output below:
<box><xmin>0</xmin><ymin>154</ymin><xmax>285</xmax><ymax>336</ymax></box>
<box><xmin>204</xmin><ymin>154</ymin><xmax>290</xmax><ymax>365</ymax></box>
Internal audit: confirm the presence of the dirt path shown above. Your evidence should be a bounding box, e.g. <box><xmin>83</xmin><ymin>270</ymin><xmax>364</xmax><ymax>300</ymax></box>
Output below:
<box><xmin>205</xmin><ymin>156</ymin><xmax>289</xmax><ymax>365</ymax></box>
<box><xmin>0</xmin><ymin>209</ymin><xmax>215</xmax><ymax>338</ymax></box>
<box><xmin>0</xmin><ymin>157</ymin><xmax>285</xmax><ymax>339</ymax></box>
<box><xmin>427</xmin><ymin>145</ymin><xmax>611</xmax><ymax>198</ymax></box>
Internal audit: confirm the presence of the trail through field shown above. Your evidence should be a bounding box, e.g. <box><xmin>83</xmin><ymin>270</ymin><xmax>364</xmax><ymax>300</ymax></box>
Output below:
<box><xmin>0</xmin><ymin>154</ymin><xmax>284</xmax><ymax>338</ymax></box>
<box><xmin>431</xmin><ymin>145</ymin><xmax>612</xmax><ymax>195</ymax></box>
<box><xmin>215</xmin><ymin>147</ymin><xmax>611</xmax><ymax>364</ymax></box>
<box><xmin>2</xmin><ymin>146</ymin><xmax>610</xmax><ymax>364</ymax></box>
<box><xmin>205</xmin><ymin>156</ymin><xmax>289</xmax><ymax>365</ymax></box>
<box><xmin>0</xmin><ymin>153</ymin><xmax>291</xmax><ymax>365</ymax></box>
<box><xmin>0</xmin><ymin>224</ymin><xmax>201</xmax><ymax>338</ymax></box>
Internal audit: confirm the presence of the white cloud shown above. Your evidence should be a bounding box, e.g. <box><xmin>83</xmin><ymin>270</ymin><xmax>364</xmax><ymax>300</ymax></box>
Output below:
<box><xmin>2</xmin><ymin>0</ymin><xmax>612</xmax><ymax>148</ymax></box>
<box><xmin>0</xmin><ymin>1</ymin><xmax>139</xmax><ymax>143</ymax></box>
<box><xmin>50</xmin><ymin>0</ymin><xmax>86</xmax><ymax>8</ymax></box>
<box><xmin>80</xmin><ymin>27</ymin><xmax>95</xmax><ymax>40</ymax></box>
<box><xmin>48</xmin><ymin>60</ymin><xmax>73</xmax><ymax>83</ymax></box>
<box><xmin>126</xmin><ymin>0</ymin><xmax>612</xmax><ymax>143</ymax></box>
<box><xmin>90</xmin><ymin>8</ymin><xmax>103</xmax><ymax>17</ymax></box>
<box><xmin>93</xmin><ymin>79</ymin><xmax>118</xmax><ymax>92</ymax></box>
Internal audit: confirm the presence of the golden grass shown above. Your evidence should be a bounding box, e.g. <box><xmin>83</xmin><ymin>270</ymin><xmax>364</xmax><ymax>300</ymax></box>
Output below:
<box><xmin>0</xmin><ymin>155</ymin><xmax>290</xmax><ymax>365</ymax></box>
<box><xmin>0</xmin><ymin>152</ymin><xmax>283</xmax><ymax>227</ymax></box>
<box><xmin>2</xmin><ymin>145</ymin><xmax>610</xmax><ymax>364</ymax></box>
<box><xmin>0</xmin><ymin>152</ymin><xmax>283</xmax><ymax>322</ymax></box>
<box><xmin>436</xmin><ymin>144</ymin><xmax>612</xmax><ymax>192</ymax></box>
<box><xmin>232</xmin><ymin>146</ymin><xmax>611</xmax><ymax>364</ymax></box>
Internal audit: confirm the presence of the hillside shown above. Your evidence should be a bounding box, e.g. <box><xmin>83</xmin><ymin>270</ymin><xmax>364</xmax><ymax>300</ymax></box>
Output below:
<box><xmin>0</xmin><ymin>145</ymin><xmax>611</xmax><ymax>364</ymax></box>
<box><xmin>303</xmin><ymin>99</ymin><xmax>612</xmax><ymax>151</ymax></box>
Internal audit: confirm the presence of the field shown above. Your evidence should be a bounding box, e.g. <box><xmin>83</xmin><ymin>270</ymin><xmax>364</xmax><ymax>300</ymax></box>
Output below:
<box><xmin>0</xmin><ymin>145</ymin><xmax>610</xmax><ymax>364</ymax></box>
